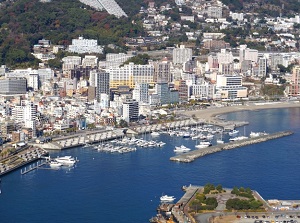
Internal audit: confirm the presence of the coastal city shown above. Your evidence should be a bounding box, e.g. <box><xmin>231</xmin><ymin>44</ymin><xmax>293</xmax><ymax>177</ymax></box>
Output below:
<box><xmin>0</xmin><ymin>0</ymin><xmax>300</xmax><ymax>222</ymax></box>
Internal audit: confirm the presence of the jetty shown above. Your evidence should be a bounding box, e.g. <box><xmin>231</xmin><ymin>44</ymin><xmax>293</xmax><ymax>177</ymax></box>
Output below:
<box><xmin>0</xmin><ymin>146</ymin><xmax>49</xmax><ymax>176</ymax></box>
<box><xmin>170</xmin><ymin>131</ymin><xmax>293</xmax><ymax>163</ymax></box>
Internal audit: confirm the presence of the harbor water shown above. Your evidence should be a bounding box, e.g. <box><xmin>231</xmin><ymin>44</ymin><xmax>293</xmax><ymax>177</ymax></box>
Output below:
<box><xmin>1</xmin><ymin>107</ymin><xmax>300</xmax><ymax>222</ymax></box>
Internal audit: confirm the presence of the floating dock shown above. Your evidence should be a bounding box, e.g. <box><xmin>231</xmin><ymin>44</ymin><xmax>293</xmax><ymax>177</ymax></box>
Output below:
<box><xmin>170</xmin><ymin>131</ymin><xmax>293</xmax><ymax>163</ymax></box>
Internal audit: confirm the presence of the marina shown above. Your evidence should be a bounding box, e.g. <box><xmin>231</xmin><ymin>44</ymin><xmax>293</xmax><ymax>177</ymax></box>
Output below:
<box><xmin>0</xmin><ymin>108</ymin><xmax>300</xmax><ymax>223</ymax></box>
<box><xmin>37</xmin><ymin>118</ymin><xmax>249</xmax><ymax>150</ymax></box>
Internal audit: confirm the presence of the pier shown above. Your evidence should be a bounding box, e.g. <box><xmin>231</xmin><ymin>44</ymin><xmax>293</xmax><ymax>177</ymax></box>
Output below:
<box><xmin>0</xmin><ymin>147</ymin><xmax>49</xmax><ymax>176</ymax></box>
<box><xmin>20</xmin><ymin>160</ymin><xmax>47</xmax><ymax>175</ymax></box>
<box><xmin>170</xmin><ymin>131</ymin><xmax>293</xmax><ymax>163</ymax></box>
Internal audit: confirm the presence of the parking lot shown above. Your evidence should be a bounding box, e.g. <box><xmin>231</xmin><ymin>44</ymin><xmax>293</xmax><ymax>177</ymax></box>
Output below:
<box><xmin>234</xmin><ymin>213</ymin><xmax>300</xmax><ymax>223</ymax></box>
<box><xmin>212</xmin><ymin>213</ymin><xmax>300</xmax><ymax>223</ymax></box>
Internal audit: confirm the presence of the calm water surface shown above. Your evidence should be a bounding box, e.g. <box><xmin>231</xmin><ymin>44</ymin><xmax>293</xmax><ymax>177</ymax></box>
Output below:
<box><xmin>0</xmin><ymin>108</ymin><xmax>300</xmax><ymax>223</ymax></box>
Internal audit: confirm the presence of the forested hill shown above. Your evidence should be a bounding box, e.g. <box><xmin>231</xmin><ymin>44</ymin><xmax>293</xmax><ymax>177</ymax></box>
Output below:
<box><xmin>0</xmin><ymin>0</ymin><xmax>145</xmax><ymax>67</ymax></box>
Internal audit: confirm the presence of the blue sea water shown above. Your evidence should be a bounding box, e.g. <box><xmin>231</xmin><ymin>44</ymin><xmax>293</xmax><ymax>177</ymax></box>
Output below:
<box><xmin>0</xmin><ymin>107</ymin><xmax>300</xmax><ymax>223</ymax></box>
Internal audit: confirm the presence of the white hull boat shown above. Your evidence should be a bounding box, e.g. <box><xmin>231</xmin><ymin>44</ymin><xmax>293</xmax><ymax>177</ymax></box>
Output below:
<box><xmin>160</xmin><ymin>195</ymin><xmax>175</xmax><ymax>202</ymax></box>
<box><xmin>55</xmin><ymin>156</ymin><xmax>76</xmax><ymax>166</ymax></box>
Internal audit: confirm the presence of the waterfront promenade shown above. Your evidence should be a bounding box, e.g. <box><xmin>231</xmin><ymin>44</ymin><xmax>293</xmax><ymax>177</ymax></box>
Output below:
<box><xmin>183</xmin><ymin>101</ymin><xmax>300</xmax><ymax>122</ymax></box>
<box><xmin>170</xmin><ymin>131</ymin><xmax>293</xmax><ymax>163</ymax></box>
<box><xmin>0</xmin><ymin>146</ymin><xmax>49</xmax><ymax>176</ymax></box>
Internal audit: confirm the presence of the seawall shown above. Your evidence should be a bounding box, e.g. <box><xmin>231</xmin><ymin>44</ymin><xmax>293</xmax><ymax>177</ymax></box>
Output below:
<box><xmin>170</xmin><ymin>131</ymin><xmax>293</xmax><ymax>163</ymax></box>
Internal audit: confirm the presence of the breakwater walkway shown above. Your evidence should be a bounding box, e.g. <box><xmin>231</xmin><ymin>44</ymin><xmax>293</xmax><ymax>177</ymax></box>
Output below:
<box><xmin>170</xmin><ymin>131</ymin><xmax>293</xmax><ymax>163</ymax></box>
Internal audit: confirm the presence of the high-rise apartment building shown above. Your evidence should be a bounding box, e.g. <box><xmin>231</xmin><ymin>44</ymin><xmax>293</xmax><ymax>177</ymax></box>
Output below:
<box><xmin>108</xmin><ymin>63</ymin><xmax>154</xmax><ymax>88</ymax></box>
<box><xmin>132</xmin><ymin>83</ymin><xmax>149</xmax><ymax>104</ymax></box>
<box><xmin>216</xmin><ymin>75</ymin><xmax>247</xmax><ymax>99</ymax></box>
<box><xmin>270</xmin><ymin>54</ymin><xmax>283</xmax><ymax>70</ymax></box>
<box><xmin>68</xmin><ymin>37</ymin><xmax>103</xmax><ymax>54</ymax></box>
<box><xmin>258</xmin><ymin>57</ymin><xmax>267</xmax><ymax>77</ymax></box>
<box><xmin>89</xmin><ymin>70</ymin><xmax>110</xmax><ymax>102</ymax></box>
<box><xmin>122</xmin><ymin>100</ymin><xmax>139</xmax><ymax>122</ymax></box>
<box><xmin>149</xmin><ymin>59</ymin><xmax>172</xmax><ymax>83</ymax></box>
<box><xmin>12</xmin><ymin>101</ymin><xmax>37</xmax><ymax>137</ymax></box>
<box><xmin>173</xmin><ymin>45</ymin><xmax>192</xmax><ymax>64</ymax></box>
<box><xmin>0</xmin><ymin>78</ymin><xmax>27</xmax><ymax>95</ymax></box>
<box><xmin>289</xmin><ymin>66</ymin><xmax>300</xmax><ymax>96</ymax></box>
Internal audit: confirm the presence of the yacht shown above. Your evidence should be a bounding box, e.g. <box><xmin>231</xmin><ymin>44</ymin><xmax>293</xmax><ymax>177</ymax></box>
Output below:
<box><xmin>228</xmin><ymin>129</ymin><xmax>239</xmax><ymax>136</ymax></box>
<box><xmin>229</xmin><ymin>136</ymin><xmax>248</xmax><ymax>141</ymax></box>
<box><xmin>160</xmin><ymin>195</ymin><xmax>175</xmax><ymax>202</ymax></box>
<box><xmin>49</xmin><ymin>161</ymin><xmax>62</xmax><ymax>168</ymax></box>
<box><xmin>195</xmin><ymin>141</ymin><xmax>212</xmax><ymax>149</ymax></box>
<box><xmin>216</xmin><ymin>139</ymin><xmax>224</xmax><ymax>144</ymax></box>
<box><xmin>249</xmin><ymin>131</ymin><xmax>268</xmax><ymax>138</ymax></box>
<box><xmin>151</xmin><ymin>131</ymin><xmax>160</xmax><ymax>137</ymax></box>
<box><xmin>55</xmin><ymin>156</ymin><xmax>76</xmax><ymax>165</ymax></box>
<box><xmin>182</xmin><ymin>132</ymin><xmax>190</xmax><ymax>138</ymax></box>
<box><xmin>174</xmin><ymin>145</ymin><xmax>191</xmax><ymax>153</ymax></box>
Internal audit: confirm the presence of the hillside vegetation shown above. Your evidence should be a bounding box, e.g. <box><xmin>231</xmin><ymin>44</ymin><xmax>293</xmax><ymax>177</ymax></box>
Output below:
<box><xmin>0</xmin><ymin>0</ymin><xmax>144</xmax><ymax>67</ymax></box>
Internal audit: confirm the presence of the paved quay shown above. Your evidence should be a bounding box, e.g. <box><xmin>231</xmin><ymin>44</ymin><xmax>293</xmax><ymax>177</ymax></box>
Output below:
<box><xmin>0</xmin><ymin>146</ymin><xmax>49</xmax><ymax>176</ymax></box>
<box><xmin>170</xmin><ymin>131</ymin><xmax>293</xmax><ymax>163</ymax></box>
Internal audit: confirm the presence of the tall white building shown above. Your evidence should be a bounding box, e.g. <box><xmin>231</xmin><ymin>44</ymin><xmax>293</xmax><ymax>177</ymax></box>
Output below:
<box><xmin>189</xmin><ymin>82</ymin><xmax>215</xmax><ymax>100</ymax></box>
<box><xmin>12</xmin><ymin>100</ymin><xmax>37</xmax><ymax>137</ymax></box>
<box><xmin>108</xmin><ymin>62</ymin><xmax>154</xmax><ymax>88</ymax></box>
<box><xmin>122</xmin><ymin>100</ymin><xmax>139</xmax><ymax>122</ymax></box>
<box><xmin>133</xmin><ymin>83</ymin><xmax>149</xmax><ymax>104</ymax></box>
<box><xmin>27</xmin><ymin>74</ymin><xmax>39</xmax><ymax>91</ymax></box>
<box><xmin>173</xmin><ymin>45</ymin><xmax>192</xmax><ymax>64</ymax></box>
<box><xmin>217</xmin><ymin>49</ymin><xmax>233</xmax><ymax>64</ymax></box>
<box><xmin>239</xmin><ymin>45</ymin><xmax>258</xmax><ymax>63</ymax></box>
<box><xmin>82</xmin><ymin>55</ymin><xmax>98</xmax><ymax>68</ymax></box>
<box><xmin>258</xmin><ymin>57</ymin><xmax>267</xmax><ymax>77</ymax></box>
<box><xmin>68</xmin><ymin>37</ymin><xmax>103</xmax><ymax>54</ymax></box>
<box><xmin>216</xmin><ymin>75</ymin><xmax>247</xmax><ymax>99</ymax></box>
<box><xmin>207</xmin><ymin>6</ymin><xmax>222</xmax><ymax>18</ymax></box>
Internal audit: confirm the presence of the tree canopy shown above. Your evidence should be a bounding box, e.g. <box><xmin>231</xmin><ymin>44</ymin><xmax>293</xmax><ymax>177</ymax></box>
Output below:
<box><xmin>0</xmin><ymin>0</ymin><xmax>145</xmax><ymax>67</ymax></box>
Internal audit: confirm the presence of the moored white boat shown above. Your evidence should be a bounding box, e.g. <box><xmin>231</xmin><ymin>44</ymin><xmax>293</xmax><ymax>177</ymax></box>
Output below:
<box><xmin>229</xmin><ymin>136</ymin><xmax>248</xmax><ymax>141</ymax></box>
<box><xmin>228</xmin><ymin>129</ymin><xmax>239</xmax><ymax>136</ymax></box>
<box><xmin>216</xmin><ymin>139</ymin><xmax>224</xmax><ymax>144</ymax></box>
<box><xmin>55</xmin><ymin>156</ymin><xmax>76</xmax><ymax>165</ymax></box>
<box><xmin>174</xmin><ymin>145</ymin><xmax>191</xmax><ymax>153</ymax></box>
<box><xmin>160</xmin><ymin>195</ymin><xmax>175</xmax><ymax>202</ymax></box>
<box><xmin>151</xmin><ymin>131</ymin><xmax>160</xmax><ymax>136</ymax></box>
<box><xmin>49</xmin><ymin>161</ymin><xmax>62</xmax><ymax>168</ymax></box>
<box><xmin>249</xmin><ymin>131</ymin><xmax>268</xmax><ymax>138</ymax></box>
<box><xmin>195</xmin><ymin>141</ymin><xmax>212</xmax><ymax>149</ymax></box>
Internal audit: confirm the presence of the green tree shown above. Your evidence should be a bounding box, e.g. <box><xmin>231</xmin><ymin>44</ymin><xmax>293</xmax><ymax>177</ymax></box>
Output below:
<box><xmin>118</xmin><ymin>119</ymin><xmax>128</xmax><ymax>128</ymax></box>
<box><xmin>216</xmin><ymin>184</ymin><xmax>223</xmax><ymax>192</ymax></box>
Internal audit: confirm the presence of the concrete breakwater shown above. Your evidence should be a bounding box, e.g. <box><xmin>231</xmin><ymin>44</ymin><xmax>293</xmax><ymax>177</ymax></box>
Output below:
<box><xmin>170</xmin><ymin>131</ymin><xmax>293</xmax><ymax>163</ymax></box>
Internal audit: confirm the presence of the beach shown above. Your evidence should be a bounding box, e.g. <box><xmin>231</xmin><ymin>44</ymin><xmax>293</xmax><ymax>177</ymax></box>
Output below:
<box><xmin>183</xmin><ymin>101</ymin><xmax>300</xmax><ymax>122</ymax></box>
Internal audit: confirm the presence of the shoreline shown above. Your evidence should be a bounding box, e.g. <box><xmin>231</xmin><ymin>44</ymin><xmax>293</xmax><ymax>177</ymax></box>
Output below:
<box><xmin>183</xmin><ymin>101</ymin><xmax>300</xmax><ymax>121</ymax></box>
